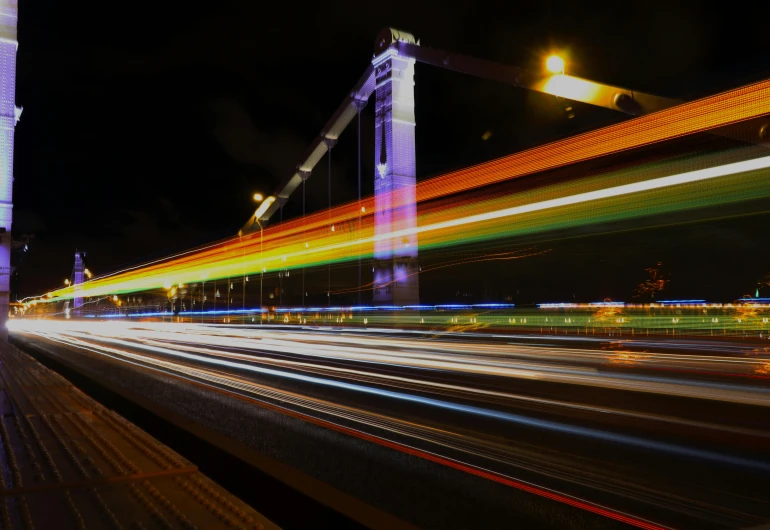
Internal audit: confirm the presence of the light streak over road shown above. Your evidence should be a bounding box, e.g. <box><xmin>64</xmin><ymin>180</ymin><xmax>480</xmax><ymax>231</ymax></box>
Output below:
<box><xmin>16</xmin><ymin>76</ymin><xmax>770</xmax><ymax>305</ymax></box>
<box><xmin>10</xmin><ymin>320</ymin><xmax>770</xmax><ymax>529</ymax></box>
<box><xmin>30</xmin><ymin>149</ymin><xmax>770</xmax><ymax>304</ymax></box>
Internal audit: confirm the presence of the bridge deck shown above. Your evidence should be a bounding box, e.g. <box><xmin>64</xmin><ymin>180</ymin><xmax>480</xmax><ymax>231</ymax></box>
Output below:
<box><xmin>0</xmin><ymin>343</ymin><xmax>278</xmax><ymax>530</ymax></box>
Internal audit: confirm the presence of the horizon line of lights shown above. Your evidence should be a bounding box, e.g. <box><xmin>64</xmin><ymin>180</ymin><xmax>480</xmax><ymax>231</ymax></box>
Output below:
<box><xmin>656</xmin><ymin>300</ymin><xmax>707</xmax><ymax>304</ymax></box>
<box><xmin>30</xmin><ymin>301</ymin><xmax>770</xmax><ymax>320</ymax></box>
<box><xmin>22</xmin><ymin>151</ymin><xmax>770</xmax><ymax>306</ymax></box>
<box><xmin>538</xmin><ymin>302</ymin><xmax>626</xmax><ymax>308</ymax></box>
<box><xmin>82</xmin><ymin>303</ymin><xmax>518</xmax><ymax>318</ymax></box>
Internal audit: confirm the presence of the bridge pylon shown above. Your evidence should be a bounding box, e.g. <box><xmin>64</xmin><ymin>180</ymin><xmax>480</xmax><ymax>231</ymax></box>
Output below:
<box><xmin>73</xmin><ymin>251</ymin><xmax>86</xmax><ymax>313</ymax></box>
<box><xmin>371</xmin><ymin>28</ymin><xmax>420</xmax><ymax>306</ymax></box>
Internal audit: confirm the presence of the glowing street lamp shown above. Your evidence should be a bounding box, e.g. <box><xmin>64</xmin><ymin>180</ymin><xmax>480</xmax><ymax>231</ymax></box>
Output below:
<box><xmin>64</xmin><ymin>278</ymin><xmax>70</xmax><ymax>286</ymax></box>
<box><xmin>545</xmin><ymin>54</ymin><xmax>565</xmax><ymax>74</ymax></box>
<box><xmin>254</xmin><ymin>195</ymin><xmax>275</xmax><ymax>220</ymax></box>
<box><xmin>253</xmin><ymin>193</ymin><xmax>264</xmax><ymax>202</ymax></box>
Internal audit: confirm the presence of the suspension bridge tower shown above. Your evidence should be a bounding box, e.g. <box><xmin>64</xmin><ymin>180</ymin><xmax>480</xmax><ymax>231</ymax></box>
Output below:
<box><xmin>0</xmin><ymin>0</ymin><xmax>18</xmax><ymax>337</ymax></box>
<box><xmin>73</xmin><ymin>251</ymin><xmax>86</xmax><ymax>312</ymax></box>
<box><xmin>372</xmin><ymin>28</ymin><xmax>420</xmax><ymax>306</ymax></box>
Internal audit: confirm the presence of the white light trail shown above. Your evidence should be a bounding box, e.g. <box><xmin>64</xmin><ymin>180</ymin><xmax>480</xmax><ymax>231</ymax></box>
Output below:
<box><xmin>279</xmin><ymin>154</ymin><xmax>770</xmax><ymax>262</ymax></box>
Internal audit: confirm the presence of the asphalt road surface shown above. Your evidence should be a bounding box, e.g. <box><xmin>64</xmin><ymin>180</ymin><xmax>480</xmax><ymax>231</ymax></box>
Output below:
<box><xmin>9</xmin><ymin>320</ymin><xmax>770</xmax><ymax>529</ymax></box>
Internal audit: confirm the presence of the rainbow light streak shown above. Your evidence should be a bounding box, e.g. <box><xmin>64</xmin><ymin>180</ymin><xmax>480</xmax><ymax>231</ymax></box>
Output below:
<box><xmin>250</xmin><ymin>77</ymin><xmax>770</xmax><ymax>245</ymax></box>
<box><xmin>33</xmin><ymin>153</ymin><xmax>770</xmax><ymax>303</ymax></box>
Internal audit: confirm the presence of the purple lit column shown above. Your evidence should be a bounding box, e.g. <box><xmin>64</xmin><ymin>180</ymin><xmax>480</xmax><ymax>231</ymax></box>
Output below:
<box><xmin>73</xmin><ymin>251</ymin><xmax>85</xmax><ymax>312</ymax></box>
<box><xmin>0</xmin><ymin>0</ymin><xmax>18</xmax><ymax>337</ymax></box>
<box><xmin>372</xmin><ymin>29</ymin><xmax>419</xmax><ymax>306</ymax></box>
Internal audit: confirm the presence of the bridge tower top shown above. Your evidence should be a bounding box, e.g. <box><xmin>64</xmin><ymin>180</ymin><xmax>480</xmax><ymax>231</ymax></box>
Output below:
<box><xmin>374</xmin><ymin>28</ymin><xmax>417</xmax><ymax>56</ymax></box>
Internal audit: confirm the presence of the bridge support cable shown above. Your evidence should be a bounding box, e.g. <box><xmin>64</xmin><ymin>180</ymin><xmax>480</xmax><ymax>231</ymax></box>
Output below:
<box><xmin>354</xmin><ymin>98</ymin><xmax>367</xmax><ymax>305</ymax></box>
<box><xmin>245</xmin><ymin>28</ymin><xmax>681</xmax><ymax>230</ymax></box>
<box><xmin>394</xmin><ymin>41</ymin><xmax>678</xmax><ymax>116</ymax></box>
<box><xmin>299</xmin><ymin>169</ymin><xmax>311</xmax><ymax>308</ymax></box>
<box><xmin>242</xmin><ymin>248</ymin><xmax>246</xmax><ymax>312</ymax></box>
<box><xmin>277</xmin><ymin>197</ymin><xmax>287</xmax><ymax>307</ymax></box>
<box><xmin>302</xmin><ymin>180</ymin><xmax>305</xmax><ymax>308</ymax></box>
<box><xmin>236</xmin><ymin>27</ymin><xmax>685</xmax><ymax>309</ymax></box>
<box><xmin>323</xmin><ymin>137</ymin><xmax>337</xmax><ymax>306</ymax></box>
<box><xmin>241</xmin><ymin>66</ymin><xmax>376</xmax><ymax>229</ymax></box>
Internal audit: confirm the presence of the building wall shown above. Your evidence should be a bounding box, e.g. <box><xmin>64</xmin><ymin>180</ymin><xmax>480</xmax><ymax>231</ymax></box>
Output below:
<box><xmin>0</xmin><ymin>0</ymin><xmax>17</xmax><ymax>338</ymax></box>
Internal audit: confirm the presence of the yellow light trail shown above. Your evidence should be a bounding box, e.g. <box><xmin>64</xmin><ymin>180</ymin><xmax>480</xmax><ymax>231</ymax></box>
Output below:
<box><xmin>23</xmin><ymin>78</ymin><xmax>770</xmax><ymax>305</ymax></box>
<box><xmin>33</xmin><ymin>150</ymin><xmax>770</xmax><ymax>304</ymax></box>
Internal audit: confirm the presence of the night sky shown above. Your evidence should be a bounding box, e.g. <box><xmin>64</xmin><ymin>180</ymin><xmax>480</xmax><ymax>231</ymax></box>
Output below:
<box><xmin>11</xmin><ymin>1</ymin><xmax>770</xmax><ymax>301</ymax></box>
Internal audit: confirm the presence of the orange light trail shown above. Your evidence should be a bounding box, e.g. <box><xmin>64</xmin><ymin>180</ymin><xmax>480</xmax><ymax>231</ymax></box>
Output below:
<box><xmin>28</xmin><ymin>79</ymin><xmax>770</xmax><ymax>304</ymax></box>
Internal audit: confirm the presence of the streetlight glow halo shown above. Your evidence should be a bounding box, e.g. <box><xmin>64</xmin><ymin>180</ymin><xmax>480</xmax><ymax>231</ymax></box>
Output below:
<box><xmin>546</xmin><ymin>54</ymin><xmax>565</xmax><ymax>74</ymax></box>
